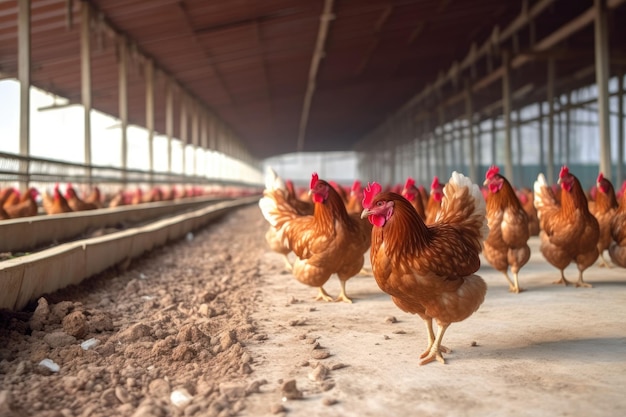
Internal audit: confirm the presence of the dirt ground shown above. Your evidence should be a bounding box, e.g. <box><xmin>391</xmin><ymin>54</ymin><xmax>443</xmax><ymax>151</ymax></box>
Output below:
<box><xmin>1</xmin><ymin>204</ymin><xmax>626</xmax><ymax>417</ymax></box>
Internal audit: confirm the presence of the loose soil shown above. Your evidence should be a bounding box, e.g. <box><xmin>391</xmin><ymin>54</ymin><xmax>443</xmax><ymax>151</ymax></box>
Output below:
<box><xmin>1</xmin><ymin>204</ymin><xmax>625</xmax><ymax>417</ymax></box>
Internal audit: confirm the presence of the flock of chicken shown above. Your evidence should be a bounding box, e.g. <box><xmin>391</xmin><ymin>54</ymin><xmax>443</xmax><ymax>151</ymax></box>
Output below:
<box><xmin>0</xmin><ymin>183</ymin><xmax>213</xmax><ymax>220</ymax></box>
<box><xmin>259</xmin><ymin>165</ymin><xmax>626</xmax><ymax>365</ymax></box>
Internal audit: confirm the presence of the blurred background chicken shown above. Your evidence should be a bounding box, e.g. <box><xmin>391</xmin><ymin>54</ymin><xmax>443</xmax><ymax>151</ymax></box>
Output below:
<box><xmin>483</xmin><ymin>166</ymin><xmax>530</xmax><ymax>293</ymax></box>
<box><xmin>361</xmin><ymin>171</ymin><xmax>488</xmax><ymax>365</ymax></box>
<box><xmin>5</xmin><ymin>187</ymin><xmax>38</xmax><ymax>219</ymax></box>
<box><xmin>42</xmin><ymin>184</ymin><xmax>73</xmax><ymax>215</ymax></box>
<box><xmin>589</xmin><ymin>172</ymin><xmax>617</xmax><ymax>268</ymax></box>
<box><xmin>609</xmin><ymin>186</ymin><xmax>626</xmax><ymax>268</ymax></box>
<box><xmin>259</xmin><ymin>168</ymin><xmax>371</xmax><ymax>303</ymax></box>
<box><xmin>533</xmin><ymin>166</ymin><xmax>599</xmax><ymax>287</ymax></box>
<box><xmin>425</xmin><ymin>176</ymin><xmax>444</xmax><ymax>224</ymax></box>
<box><xmin>65</xmin><ymin>183</ymin><xmax>99</xmax><ymax>211</ymax></box>
<box><xmin>401</xmin><ymin>177</ymin><xmax>427</xmax><ymax>221</ymax></box>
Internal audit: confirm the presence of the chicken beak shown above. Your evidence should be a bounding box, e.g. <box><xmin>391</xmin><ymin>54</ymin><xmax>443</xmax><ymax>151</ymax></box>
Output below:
<box><xmin>360</xmin><ymin>209</ymin><xmax>370</xmax><ymax>219</ymax></box>
<box><xmin>557</xmin><ymin>178</ymin><xmax>562</xmax><ymax>185</ymax></box>
<box><xmin>482</xmin><ymin>179</ymin><xmax>488</xmax><ymax>187</ymax></box>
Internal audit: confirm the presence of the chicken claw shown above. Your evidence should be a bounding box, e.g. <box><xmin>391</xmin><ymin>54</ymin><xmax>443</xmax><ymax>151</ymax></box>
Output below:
<box><xmin>314</xmin><ymin>287</ymin><xmax>334</xmax><ymax>302</ymax></box>
<box><xmin>552</xmin><ymin>271</ymin><xmax>571</xmax><ymax>286</ymax></box>
<box><xmin>334</xmin><ymin>280</ymin><xmax>353</xmax><ymax>303</ymax></box>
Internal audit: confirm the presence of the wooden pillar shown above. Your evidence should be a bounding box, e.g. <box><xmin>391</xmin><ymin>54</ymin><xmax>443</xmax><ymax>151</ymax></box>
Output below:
<box><xmin>180</xmin><ymin>98</ymin><xmax>187</xmax><ymax>176</ymax></box>
<box><xmin>18</xmin><ymin>0</ymin><xmax>30</xmax><ymax>191</ymax></box>
<box><xmin>118</xmin><ymin>38</ymin><xmax>128</xmax><ymax>181</ymax></box>
<box><xmin>465</xmin><ymin>82</ymin><xmax>477</xmax><ymax>182</ymax></box>
<box><xmin>191</xmin><ymin>102</ymin><xmax>199</xmax><ymax>176</ymax></box>
<box><xmin>165</xmin><ymin>81</ymin><xmax>173</xmax><ymax>174</ymax></box>
<box><xmin>538</xmin><ymin>102</ymin><xmax>545</xmax><ymax>175</ymax></box>
<box><xmin>502</xmin><ymin>50</ymin><xmax>514</xmax><ymax>184</ymax></box>
<box><xmin>81</xmin><ymin>2</ymin><xmax>92</xmax><ymax>182</ymax></box>
<box><xmin>547</xmin><ymin>58</ymin><xmax>555</xmax><ymax>184</ymax></box>
<box><xmin>145</xmin><ymin>59</ymin><xmax>155</xmax><ymax>175</ymax></box>
<box><xmin>515</xmin><ymin>110</ymin><xmax>523</xmax><ymax>187</ymax></box>
<box><xmin>594</xmin><ymin>0</ymin><xmax>612</xmax><ymax>178</ymax></box>
<box><xmin>618</xmin><ymin>72</ymin><xmax>625</xmax><ymax>184</ymax></box>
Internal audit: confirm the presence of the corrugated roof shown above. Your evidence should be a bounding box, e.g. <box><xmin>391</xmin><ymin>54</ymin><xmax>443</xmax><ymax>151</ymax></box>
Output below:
<box><xmin>1</xmin><ymin>0</ymin><xmax>623</xmax><ymax>160</ymax></box>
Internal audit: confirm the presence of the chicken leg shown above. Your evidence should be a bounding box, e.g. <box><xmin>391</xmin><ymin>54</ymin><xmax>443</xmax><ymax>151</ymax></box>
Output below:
<box><xmin>419</xmin><ymin>318</ymin><xmax>450</xmax><ymax>365</ymax></box>
<box><xmin>314</xmin><ymin>287</ymin><xmax>334</xmax><ymax>302</ymax></box>
<box><xmin>503</xmin><ymin>271</ymin><xmax>523</xmax><ymax>293</ymax></box>
<box><xmin>334</xmin><ymin>280</ymin><xmax>353</xmax><ymax>303</ymax></box>
<box><xmin>574</xmin><ymin>269</ymin><xmax>592</xmax><ymax>288</ymax></box>
<box><xmin>420</xmin><ymin>321</ymin><xmax>450</xmax><ymax>365</ymax></box>
<box><xmin>553</xmin><ymin>270</ymin><xmax>572</xmax><ymax>286</ymax></box>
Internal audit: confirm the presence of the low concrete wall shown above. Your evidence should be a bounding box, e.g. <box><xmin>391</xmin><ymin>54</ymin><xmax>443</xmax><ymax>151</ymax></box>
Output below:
<box><xmin>0</xmin><ymin>197</ymin><xmax>259</xmax><ymax>310</ymax></box>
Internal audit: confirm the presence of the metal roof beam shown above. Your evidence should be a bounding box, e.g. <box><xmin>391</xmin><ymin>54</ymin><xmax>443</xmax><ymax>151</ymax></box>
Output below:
<box><xmin>296</xmin><ymin>0</ymin><xmax>335</xmax><ymax>153</ymax></box>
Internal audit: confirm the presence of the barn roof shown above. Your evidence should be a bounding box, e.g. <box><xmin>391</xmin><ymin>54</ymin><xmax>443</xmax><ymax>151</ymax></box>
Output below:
<box><xmin>1</xmin><ymin>0</ymin><xmax>624</xmax><ymax>161</ymax></box>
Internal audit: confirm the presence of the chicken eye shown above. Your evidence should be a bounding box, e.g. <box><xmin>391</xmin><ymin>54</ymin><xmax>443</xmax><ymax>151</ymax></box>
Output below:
<box><xmin>376</xmin><ymin>201</ymin><xmax>384</xmax><ymax>207</ymax></box>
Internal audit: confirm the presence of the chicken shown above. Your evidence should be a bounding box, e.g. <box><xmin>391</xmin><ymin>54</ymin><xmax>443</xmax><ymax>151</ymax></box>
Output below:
<box><xmin>5</xmin><ymin>187</ymin><xmax>39</xmax><ymax>218</ymax></box>
<box><xmin>533</xmin><ymin>166</ymin><xmax>599</xmax><ymax>287</ymax></box>
<box><xmin>609</xmin><ymin>185</ymin><xmax>626</xmax><ymax>267</ymax></box>
<box><xmin>43</xmin><ymin>184</ymin><xmax>73</xmax><ymax>215</ymax></box>
<box><xmin>65</xmin><ymin>183</ymin><xmax>99</xmax><ymax>211</ymax></box>
<box><xmin>0</xmin><ymin>188</ymin><xmax>13</xmax><ymax>220</ymax></box>
<box><xmin>259</xmin><ymin>169</ymin><xmax>371</xmax><ymax>303</ymax></box>
<box><xmin>516</xmin><ymin>187</ymin><xmax>540</xmax><ymax>236</ymax></box>
<box><xmin>284</xmin><ymin>180</ymin><xmax>314</xmax><ymax>216</ymax></box>
<box><xmin>83</xmin><ymin>186</ymin><xmax>104</xmax><ymax>209</ymax></box>
<box><xmin>400</xmin><ymin>177</ymin><xmax>427</xmax><ymax>221</ymax></box>
<box><xmin>345</xmin><ymin>180</ymin><xmax>364</xmax><ymax>215</ymax></box>
<box><xmin>2</xmin><ymin>187</ymin><xmax>20</xmax><ymax>209</ymax></box>
<box><xmin>589</xmin><ymin>173</ymin><xmax>618</xmax><ymax>268</ymax></box>
<box><xmin>482</xmin><ymin>166</ymin><xmax>530</xmax><ymax>293</ymax></box>
<box><xmin>425</xmin><ymin>176</ymin><xmax>444</xmax><ymax>224</ymax></box>
<box><xmin>360</xmin><ymin>171</ymin><xmax>489</xmax><ymax>365</ymax></box>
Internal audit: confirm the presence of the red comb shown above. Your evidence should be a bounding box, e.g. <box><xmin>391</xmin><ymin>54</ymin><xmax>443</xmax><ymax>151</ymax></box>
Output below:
<box><xmin>404</xmin><ymin>177</ymin><xmax>415</xmax><ymax>189</ymax></box>
<box><xmin>559</xmin><ymin>166</ymin><xmax>569</xmax><ymax>179</ymax></box>
<box><xmin>351</xmin><ymin>180</ymin><xmax>361</xmax><ymax>192</ymax></box>
<box><xmin>486</xmin><ymin>166</ymin><xmax>499</xmax><ymax>180</ymax></box>
<box><xmin>362</xmin><ymin>182</ymin><xmax>382</xmax><ymax>209</ymax></box>
<box><xmin>431</xmin><ymin>176</ymin><xmax>440</xmax><ymax>189</ymax></box>
<box><xmin>597</xmin><ymin>172</ymin><xmax>604</xmax><ymax>183</ymax></box>
<box><xmin>310</xmin><ymin>172</ymin><xmax>319</xmax><ymax>189</ymax></box>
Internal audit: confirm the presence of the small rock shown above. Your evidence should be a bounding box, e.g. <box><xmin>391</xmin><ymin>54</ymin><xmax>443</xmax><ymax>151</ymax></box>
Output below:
<box><xmin>321</xmin><ymin>381</ymin><xmax>335</xmax><ymax>391</ymax></box>
<box><xmin>63</xmin><ymin>311</ymin><xmax>88</xmax><ymax>338</ymax></box>
<box><xmin>245</xmin><ymin>379</ymin><xmax>267</xmax><ymax>395</ymax></box>
<box><xmin>310</xmin><ymin>349</ymin><xmax>330</xmax><ymax>360</ymax></box>
<box><xmin>392</xmin><ymin>330</ymin><xmax>406</xmax><ymax>334</ymax></box>
<box><xmin>117</xmin><ymin>323</ymin><xmax>153</xmax><ymax>342</ymax></box>
<box><xmin>322</xmin><ymin>397</ymin><xmax>338</xmax><ymax>406</ymax></box>
<box><xmin>330</xmin><ymin>362</ymin><xmax>347</xmax><ymax>370</ymax></box>
<box><xmin>29</xmin><ymin>297</ymin><xmax>50</xmax><ymax>331</ymax></box>
<box><xmin>38</xmin><ymin>359</ymin><xmax>60</xmax><ymax>374</ymax></box>
<box><xmin>471</xmin><ymin>341</ymin><xmax>478</xmax><ymax>347</ymax></box>
<box><xmin>219</xmin><ymin>382</ymin><xmax>247</xmax><ymax>399</ymax></box>
<box><xmin>148</xmin><ymin>378</ymin><xmax>171</xmax><ymax>398</ymax></box>
<box><xmin>308</xmin><ymin>363</ymin><xmax>329</xmax><ymax>382</ymax></box>
<box><xmin>383</xmin><ymin>335</ymin><xmax>390</xmax><ymax>340</ymax></box>
<box><xmin>101</xmin><ymin>388</ymin><xmax>120</xmax><ymax>407</ymax></box>
<box><xmin>43</xmin><ymin>331</ymin><xmax>77</xmax><ymax>348</ymax></box>
<box><xmin>270</xmin><ymin>403</ymin><xmax>286</xmax><ymax>414</ymax></box>
<box><xmin>115</xmin><ymin>386</ymin><xmax>132</xmax><ymax>404</ymax></box>
<box><xmin>298</xmin><ymin>360</ymin><xmax>310</xmax><ymax>367</ymax></box>
<box><xmin>280</xmin><ymin>379</ymin><xmax>303</xmax><ymax>400</ymax></box>
<box><xmin>80</xmin><ymin>338</ymin><xmax>100</xmax><ymax>350</ymax></box>
<box><xmin>170</xmin><ymin>388</ymin><xmax>193</xmax><ymax>408</ymax></box>
<box><xmin>385</xmin><ymin>316</ymin><xmax>397</xmax><ymax>324</ymax></box>
<box><xmin>288</xmin><ymin>319</ymin><xmax>306</xmax><ymax>326</ymax></box>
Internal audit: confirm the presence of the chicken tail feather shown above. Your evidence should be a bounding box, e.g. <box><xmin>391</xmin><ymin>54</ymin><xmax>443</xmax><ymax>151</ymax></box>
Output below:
<box><xmin>438</xmin><ymin>171</ymin><xmax>489</xmax><ymax>242</ymax></box>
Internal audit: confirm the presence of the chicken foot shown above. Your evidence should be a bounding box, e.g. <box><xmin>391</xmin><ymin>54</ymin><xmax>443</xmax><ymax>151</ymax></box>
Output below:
<box><xmin>282</xmin><ymin>255</ymin><xmax>293</xmax><ymax>271</ymax></box>
<box><xmin>419</xmin><ymin>318</ymin><xmax>450</xmax><ymax>365</ymax></box>
<box><xmin>552</xmin><ymin>270</ymin><xmax>572</xmax><ymax>286</ymax></box>
<box><xmin>334</xmin><ymin>279</ymin><xmax>353</xmax><ymax>303</ymax></box>
<box><xmin>314</xmin><ymin>287</ymin><xmax>334</xmax><ymax>302</ymax></box>
<box><xmin>420</xmin><ymin>322</ymin><xmax>450</xmax><ymax>365</ymax></box>
<box><xmin>574</xmin><ymin>269</ymin><xmax>592</xmax><ymax>288</ymax></box>
<box><xmin>597</xmin><ymin>252</ymin><xmax>613</xmax><ymax>268</ymax></box>
<box><xmin>503</xmin><ymin>271</ymin><xmax>523</xmax><ymax>293</ymax></box>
